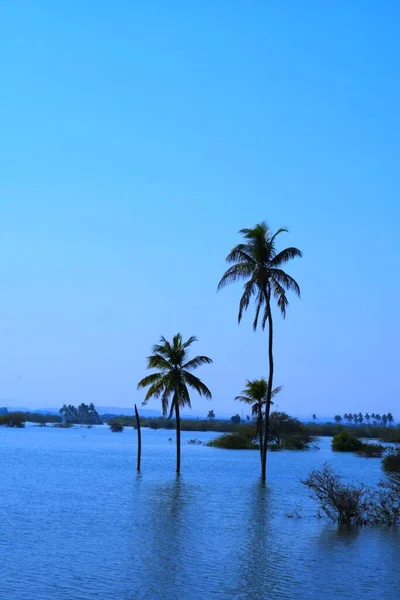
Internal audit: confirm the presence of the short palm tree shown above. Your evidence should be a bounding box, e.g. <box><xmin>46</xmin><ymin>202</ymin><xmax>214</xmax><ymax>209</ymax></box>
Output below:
<box><xmin>137</xmin><ymin>334</ymin><xmax>212</xmax><ymax>474</ymax></box>
<box><xmin>235</xmin><ymin>378</ymin><xmax>282</xmax><ymax>463</ymax></box>
<box><xmin>218</xmin><ymin>222</ymin><xmax>302</xmax><ymax>480</ymax></box>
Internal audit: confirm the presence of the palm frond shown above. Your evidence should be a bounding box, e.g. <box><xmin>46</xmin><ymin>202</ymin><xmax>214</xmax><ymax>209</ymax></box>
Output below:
<box><xmin>172</xmin><ymin>333</ymin><xmax>183</xmax><ymax>349</ymax></box>
<box><xmin>182</xmin><ymin>371</ymin><xmax>212</xmax><ymax>398</ymax></box>
<box><xmin>168</xmin><ymin>391</ymin><xmax>177</xmax><ymax>419</ymax></box>
<box><xmin>161</xmin><ymin>385</ymin><xmax>173</xmax><ymax>417</ymax></box>
<box><xmin>137</xmin><ymin>372</ymin><xmax>163</xmax><ymax>389</ymax></box>
<box><xmin>144</xmin><ymin>379</ymin><xmax>167</xmax><ymax>401</ymax></box>
<box><xmin>271</xmin><ymin>269</ymin><xmax>301</xmax><ymax>297</ymax></box>
<box><xmin>252</xmin><ymin>289</ymin><xmax>268</xmax><ymax>331</ymax></box>
<box><xmin>225</xmin><ymin>245</ymin><xmax>257</xmax><ymax>265</ymax></box>
<box><xmin>270</xmin><ymin>227</ymin><xmax>289</xmax><ymax>244</ymax></box>
<box><xmin>217</xmin><ymin>263</ymin><xmax>254</xmax><ymax>290</ymax></box>
<box><xmin>238</xmin><ymin>279</ymin><xmax>257</xmax><ymax>323</ymax></box>
<box><xmin>182</xmin><ymin>335</ymin><xmax>197</xmax><ymax>349</ymax></box>
<box><xmin>183</xmin><ymin>355</ymin><xmax>213</xmax><ymax>370</ymax></box>
<box><xmin>235</xmin><ymin>394</ymin><xmax>253</xmax><ymax>404</ymax></box>
<box><xmin>270</xmin><ymin>246</ymin><xmax>302</xmax><ymax>267</ymax></box>
<box><xmin>147</xmin><ymin>354</ymin><xmax>172</xmax><ymax>371</ymax></box>
<box><xmin>271</xmin><ymin>385</ymin><xmax>283</xmax><ymax>398</ymax></box>
<box><xmin>272</xmin><ymin>279</ymin><xmax>289</xmax><ymax>318</ymax></box>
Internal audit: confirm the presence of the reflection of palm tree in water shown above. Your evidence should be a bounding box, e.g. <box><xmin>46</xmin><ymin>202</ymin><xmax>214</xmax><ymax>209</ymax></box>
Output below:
<box><xmin>227</xmin><ymin>483</ymin><xmax>282</xmax><ymax>599</ymax></box>
<box><xmin>142</xmin><ymin>479</ymin><xmax>190</xmax><ymax>596</ymax></box>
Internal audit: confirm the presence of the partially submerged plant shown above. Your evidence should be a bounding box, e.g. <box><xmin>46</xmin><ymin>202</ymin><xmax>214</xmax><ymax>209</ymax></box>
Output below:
<box><xmin>303</xmin><ymin>463</ymin><xmax>400</xmax><ymax>526</ymax></box>
<box><xmin>356</xmin><ymin>443</ymin><xmax>385</xmax><ymax>458</ymax></box>
<box><xmin>303</xmin><ymin>463</ymin><xmax>369</xmax><ymax>525</ymax></box>
<box><xmin>332</xmin><ymin>431</ymin><xmax>363</xmax><ymax>452</ymax></box>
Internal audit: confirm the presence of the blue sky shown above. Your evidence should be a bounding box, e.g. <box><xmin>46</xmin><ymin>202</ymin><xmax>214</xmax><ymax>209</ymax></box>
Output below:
<box><xmin>1</xmin><ymin>1</ymin><xmax>399</xmax><ymax>417</ymax></box>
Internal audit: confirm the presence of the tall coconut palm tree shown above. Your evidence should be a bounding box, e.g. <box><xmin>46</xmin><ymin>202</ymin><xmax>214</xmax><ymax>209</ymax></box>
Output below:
<box><xmin>235</xmin><ymin>378</ymin><xmax>282</xmax><ymax>464</ymax></box>
<box><xmin>218</xmin><ymin>222</ymin><xmax>302</xmax><ymax>480</ymax></box>
<box><xmin>137</xmin><ymin>334</ymin><xmax>212</xmax><ymax>474</ymax></box>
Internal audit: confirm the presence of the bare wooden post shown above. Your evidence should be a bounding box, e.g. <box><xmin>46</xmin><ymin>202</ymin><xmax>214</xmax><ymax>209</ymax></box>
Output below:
<box><xmin>134</xmin><ymin>403</ymin><xmax>141</xmax><ymax>472</ymax></box>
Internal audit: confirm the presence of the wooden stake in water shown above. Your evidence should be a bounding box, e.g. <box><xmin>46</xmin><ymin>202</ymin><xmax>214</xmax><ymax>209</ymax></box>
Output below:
<box><xmin>134</xmin><ymin>403</ymin><xmax>141</xmax><ymax>472</ymax></box>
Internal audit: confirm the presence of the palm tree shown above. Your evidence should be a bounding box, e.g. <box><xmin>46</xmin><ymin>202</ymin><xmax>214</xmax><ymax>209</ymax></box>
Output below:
<box><xmin>137</xmin><ymin>334</ymin><xmax>212</xmax><ymax>474</ymax></box>
<box><xmin>334</xmin><ymin>415</ymin><xmax>342</xmax><ymax>425</ymax></box>
<box><xmin>218</xmin><ymin>223</ymin><xmax>301</xmax><ymax>480</ymax></box>
<box><xmin>235</xmin><ymin>378</ymin><xmax>282</xmax><ymax>464</ymax></box>
<box><xmin>387</xmin><ymin>412</ymin><xmax>394</xmax><ymax>426</ymax></box>
<box><xmin>365</xmin><ymin>413</ymin><xmax>370</xmax><ymax>425</ymax></box>
<box><xmin>207</xmin><ymin>409</ymin><xmax>215</xmax><ymax>421</ymax></box>
<box><xmin>312</xmin><ymin>413</ymin><xmax>317</xmax><ymax>423</ymax></box>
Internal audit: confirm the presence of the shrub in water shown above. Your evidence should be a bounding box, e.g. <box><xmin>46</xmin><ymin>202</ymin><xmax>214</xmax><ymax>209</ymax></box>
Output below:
<box><xmin>207</xmin><ymin>432</ymin><xmax>258</xmax><ymax>449</ymax></box>
<box><xmin>332</xmin><ymin>431</ymin><xmax>363</xmax><ymax>452</ymax></box>
<box><xmin>356</xmin><ymin>443</ymin><xmax>385</xmax><ymax>458</ymax></box>
<box><xmin>110</xmin><ymin>423</ymin><xmax>124</xmax><ymax>433</ymax></box>
<box><xmin>382</xmin><ymin>448</ymin><xmax>400</xmax><ymax>473</ymax></box>
<box><xmin>303</xmin><ymin>463</ymin><xmax>400</xmax><ymax>526</ymax></box>
<box><xmin>303</xmin><ymin>463</ymin><xmax>369</xmax><ymax>524</ymax></box>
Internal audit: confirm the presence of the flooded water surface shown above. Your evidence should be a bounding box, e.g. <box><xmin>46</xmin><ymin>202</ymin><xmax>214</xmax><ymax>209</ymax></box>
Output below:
<box><xmin>1</xmin><ymin>426</ymin><xmax>399</xmax><ymax>599</ymax></box>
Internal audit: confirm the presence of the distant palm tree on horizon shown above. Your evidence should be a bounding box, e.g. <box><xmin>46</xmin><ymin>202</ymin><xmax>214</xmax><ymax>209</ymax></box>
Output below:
<box><xmin>218</xmin><ymin>222</ymin><xmax>302</xmax><ymax>480</ymax></box>
<box><xmin>137</xmin><ymin>334</ymin><xmax>212</xmax><ymax>474</ymax></box>
<box><xmin>235</xmin><ymin>378</ymin><xmax>282</xmax><ymax>463</ymax></box>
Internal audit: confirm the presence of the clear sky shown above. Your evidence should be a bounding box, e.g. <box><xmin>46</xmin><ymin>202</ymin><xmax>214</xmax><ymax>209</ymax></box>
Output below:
<box><xmin>1</xmin><ymin>1</ymin><xmax>399</xmax><ymax>418</ymax></box>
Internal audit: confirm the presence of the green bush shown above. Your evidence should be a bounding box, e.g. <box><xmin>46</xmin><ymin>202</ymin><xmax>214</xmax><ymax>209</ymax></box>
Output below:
<box><xmin>110</xmin><ymin>423</ymin><xmax>124</xmax><ymax>433</ymax></box>
<box><xmin>382</xmin><ymin>448</ymin><xmax>400</xmax><ymax>473</ymax></box>
<box><xmin>282</xmin><ymin>433</ymin><xmax>317</xmax><ymax>450</ymax></box>
<box><xmin>0</xmin><ymin>413</ymin><xmax>26</xmax><ymax>428</ymax></box>
<box><xmin>332</xmin><ymin>431</ymin><xmax>363</xmax><ymax>452</ymax></box>
<box><xmin>207</xmin><ymin>432</ymin><xmax>258</xmax><ymax>449</ymax></box>
<box><xmin>356</xmin><ymin>443</ymin><xmax>385</xmax><ymax>458</ymax></box>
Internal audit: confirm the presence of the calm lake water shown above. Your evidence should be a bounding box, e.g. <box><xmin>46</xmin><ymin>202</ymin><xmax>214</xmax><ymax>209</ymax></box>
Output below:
<box><xmin>1</xmin><ymin>425</ymin><xmax>399</xmax><ymax>600</ymax></box>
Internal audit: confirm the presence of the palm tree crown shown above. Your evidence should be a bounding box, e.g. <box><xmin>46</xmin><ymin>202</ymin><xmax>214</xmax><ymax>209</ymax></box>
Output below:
<box><xmin>217</xmin><ymin>222</ymin><xmax>302</xmax><ymax>327</ymax></box>
<box><xmin>235</xmin><ymin>379</ymin><xmax>282</xmax><ymax>416</ymax></box>
<box><xmin>138</xmin><ymin>334</ymin><xmax>212</xmax><ymax>417</ymax></box>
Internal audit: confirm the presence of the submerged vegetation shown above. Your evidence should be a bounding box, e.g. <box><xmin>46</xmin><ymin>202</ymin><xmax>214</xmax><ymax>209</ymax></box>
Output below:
<box><xmin>0</xmin><ymin>412</ymin><xmax>62</xmax><ymax>427</ymax></box>
<box><xmin>207</xmin><ymin>431</ymin><xmax>258</xmax><ymax>450</ymax></box>
<box><xmin>208</xmin><ymin>411</ymin><xmax>317</xmax><ymax>451</ymax></box>
<box><xmin>382</xmin><ymin>448</ymin><xmax>400</xmax><ymax>473</ymax></box>
<box><xmin>303</xmin><ymin>463</ymin><xmax>400</xmax><ymax>526</ymax></box>
<box><xmin>356</xmin><ymin>443</ymin><xmax>385</xmax><ymax>458</ymax></box>
<box><xmin>0</xmin><ymin>412</ymin><xmax>26</xmax><ymax>427</ymax></box>
<box><xmin>332</xmin><ymin>431</ymin><xmax>363</xmax><ymax>452</ymax></box>
<box><xmin>110</xmin><ymin>423</ymin><xmax>124</xmax><ymax>432</ymax></box>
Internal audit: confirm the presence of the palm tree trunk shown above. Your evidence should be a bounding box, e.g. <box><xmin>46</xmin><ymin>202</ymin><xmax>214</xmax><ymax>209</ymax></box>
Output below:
<box><xmin>261</xmin><ymin>298</ymin><xmax>274</xmax><ymax>481</ymax></box>
<box><xmin>258</xmin><ymin>407</ymin><xmax>263</xmax><ymax>465</ymax></box>
<box><xmin>175</xmin><ymin>401</ymin><xmax>181</xmax><ymax>475</ymax></box>
<box><xmin>134</xmin><ymin>403</ymin><xmax>141</xmax><ymax>472</ymax></box>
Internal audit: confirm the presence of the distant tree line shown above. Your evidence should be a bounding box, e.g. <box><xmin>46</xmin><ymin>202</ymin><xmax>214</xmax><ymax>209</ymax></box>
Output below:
<box><xmin>59</xmin><ymin>403</ymin><xmax>102</xmax><ymax>424</ymax></box>
<box><xmin>0</xmin><ymin>412</ymin><xmax>61</xmax><ymax>427</ymax></box>
<box><xmin>333</xmin><ymin>412</ymin><xmax>394</xmax><ymax>426</ymax></box>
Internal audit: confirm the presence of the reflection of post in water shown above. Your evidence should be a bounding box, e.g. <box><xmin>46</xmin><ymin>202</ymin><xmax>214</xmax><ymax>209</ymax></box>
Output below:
<box><xmin>135</xmin><ymin>404</ymin><xmax>141</xmax><ymax>472</ymax></box>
